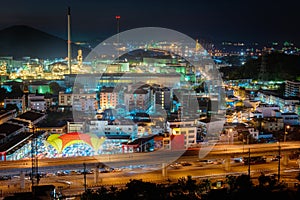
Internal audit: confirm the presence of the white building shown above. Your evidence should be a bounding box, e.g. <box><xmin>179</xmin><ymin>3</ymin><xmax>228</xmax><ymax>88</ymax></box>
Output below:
<box><xmin>285</xmin><ymin>80</ymin><xmax>300</xmax><ymax>97</ymax></box>
<box><xmin>89</xmin><ymin>120</ymin><xmax>138</xmax><ymax>138</ymax></box>
<box><xmin>67</xmin><ymin>121</ymin><xmax>85</xmax><ymax>133</ymax></box>
<box><xmin>171</xmin><ymin>126</ymin><xmax>197</xmax><ymax>148</ymax></box>
<box><xmin>248</xmin><ymin>127</ymin><xmax>259</xmax><ymax>140</ymax></box>
<box><xmin>124</xmin><ymin>85</ymin><xmax>151</xmax><ymax>112</ymax></box>
<box><xmin>257</xmin><ymin>91</ymin><xmax>299</xmax><ymax>113</ymax></box>
<box><xmin>4</xmin><ymin>95</ymin><xmax>26</xmax><ymax>113</ymax></box>
<box><xmin>243</xmin><ymin>100</ymin><xmax>260</xmax><ymax>109</ymax></box>
<box><xmin>250</xmin><ymin>110</ymin><xmax>263</xmax><ymax>118</ymax></box>
<box><xmin>166</xmin><ymin>120</ymin><xmax>197</xmax><ymax>148</ymax></box>
<box><xmin>256</xmin><ymin>103</ymin><xmax>280</xmax><ymax>117</ymax></box>
<box><xmin>59</xmin><ymin>91</ymin><xmax>97</xmax><ymax>112</ymax></box>
<box><xmin>73</xmin><ymin>96</ymin><xmax>97</xmax><ymax>112</ymax></box>
<box><xmin>28</xmin><ymin>94</ymin><xmax>46</xmax><ymax>112</ymax></box>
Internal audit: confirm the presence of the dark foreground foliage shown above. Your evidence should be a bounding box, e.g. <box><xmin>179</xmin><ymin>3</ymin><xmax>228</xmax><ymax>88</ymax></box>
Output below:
<box><xmin>80</xmin><ymin>174</ymin><xmax>300</xmax><ymax>200</ymax></box>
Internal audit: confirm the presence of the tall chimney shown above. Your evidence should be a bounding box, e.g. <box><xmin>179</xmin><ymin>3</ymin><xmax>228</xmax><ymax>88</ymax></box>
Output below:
<box><xmin>67</xmin><ymin>7</ymin><xmax>72</xmax><ymax>74</ymax></box>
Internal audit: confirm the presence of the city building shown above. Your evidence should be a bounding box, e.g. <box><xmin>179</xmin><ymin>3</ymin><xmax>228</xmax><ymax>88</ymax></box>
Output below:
<box><xmin>243</xmin><ymin>100</ymin><xmax>260</xmax><ymax>110</ymax></box>
<box><xmin>255</xmin><ymin>117</ymin><xmax>284</xmax><ymax>132</ymax></box>
<box><xmin>280</xmin><ymin>112</ymin><xmax>299</xmax><ymax>125</ymax></box>
<box><xmin>153</xmin><ymin>86</ymin><xmax>171</xmax><ymax>111</ymax></box>
<box><xmin>89</xmin><ymin>119</ymin><xmax>137</xmax><ymax>139</ymax></box>
<box><xmin>0</xmin><ymin>122</ymin><xmax>24</xmax><ymax>144</ymax></box>
<box><xmin>15</xmin><ymin>110</ymin><xmax>47</xmax><ymax>126</ymax></box>
<box><xmin>72</xmin><ymin>95</ymin><xmax>97</xmax><ymax>112</ymax></box>
<box><xmin>250</xmin><ymin>110</ymin><xmax>263</xmax><ymax>118</ymax></box>
<box><xmin>58</xmin><ymin>91</ymin><xmax>97</xmax><ymax>111</ymax></box>
<box><xmin>67</xmin><ymin>121</ymin><xmax>85</xmax><ymax>133</ymax></box>
<box><xmin>0</xmin><ymin>109</ymin><xmax>17</xmax><ymax>124</ymax></box>
<box><xmin>285</xmin><ymin>80</ymin><xmax>300</xmax><ymax>97</ymax></box>
<box><xmin>257</xmin><ymin>90</ymin><xmax>299</xmax><ymax>112</ymax></box>
<box><xmin>256</xmin><ymin>103</ymin><xmax>280</xmax><ymax>117</ymax></box>
<box><xmin>28</xmin><ymin>94</ymin><xmax>46</xmax><ymax>112</ymax></box>
<box><xmin>171</xmin><ymin>126</ymin><xmax>197</xmax><ymax>148</ymax></box>
<box><xmin>166</xmin><ymin>120</ymin><xmax>197</xmax><ymax>149</ymax></box>
<box><xmin>99</xmin><ymin>87</ymin><xmax>119</xmax><ymax>110</ymax></box>
<box><xmin>121</xmin><ymin>135</ymin><xmax>155</xmax><ymax>153</ymax></box>
<box><xmin>124</xmin><ymin>84</ymin><xmax>152</xmax><ymax>113</ymax></box>
<box><xmin>4</xmin><ymin>94</ymin><xmax>26</xmax><ymax>113</ymax></box>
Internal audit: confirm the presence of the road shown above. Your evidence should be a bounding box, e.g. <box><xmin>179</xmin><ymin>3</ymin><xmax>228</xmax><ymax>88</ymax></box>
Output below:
<box><xmin>0</xmin><ymin>141</ymin><xmax>299</xmax><ymax>197</ymax></box>
<box><xmin>0</xmin><ymin>141</ymin><xmax>299</xmax><ymax>175</ymax></box>
<box><xmin>1</xmin><ymin>157</ymin><xmax>299</xmax><ymax>198</ymax></box>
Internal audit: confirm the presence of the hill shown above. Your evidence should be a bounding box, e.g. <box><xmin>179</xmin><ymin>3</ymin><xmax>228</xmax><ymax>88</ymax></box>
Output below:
<box><xmin>0</xmin><ymin>25</ymin><xmax>90</xmax><ymax>59</ymax></box>
<box><xmin>220</xmin><ymin>52</ymin><xmax>300</xmax><ymax>81</ymax></box>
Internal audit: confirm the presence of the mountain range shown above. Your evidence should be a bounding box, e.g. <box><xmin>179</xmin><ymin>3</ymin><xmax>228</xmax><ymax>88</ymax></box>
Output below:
<box><xmin>0</xmin><ymin>25</ymin><xmax>91</xmax><ymax>60</ymax></box>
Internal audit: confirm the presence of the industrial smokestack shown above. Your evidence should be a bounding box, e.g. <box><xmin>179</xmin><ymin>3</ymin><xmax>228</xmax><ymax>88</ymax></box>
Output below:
<box><xmin>115</xmin><ymin>15</ymin><xmax>121</xmax><ymax>63</ymax></box>
<box><xmin>67</xmin><ymin>7</ymin><xmax>72</xmax><ymax>74</ymax></box>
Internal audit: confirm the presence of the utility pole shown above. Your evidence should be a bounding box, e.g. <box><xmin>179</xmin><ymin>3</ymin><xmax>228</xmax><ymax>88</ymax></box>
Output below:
<box><xmin>248</xmin><ymin>148</ymin><xmax>250</xmax><ymax>177</ymax></box>
<box><xmin>278</xmin><ymin>143</ymin><xmax>281</xmax><ymax>183</ymax></box>
<box><xmin>30</xmin><ymin>125</ymin><xmax>39</xmax><ymax>197</ymax></box>
<box><xmin>83</xmin><ymin>163</ymin><xmax>87</xmax><ymax>192</ymax></box>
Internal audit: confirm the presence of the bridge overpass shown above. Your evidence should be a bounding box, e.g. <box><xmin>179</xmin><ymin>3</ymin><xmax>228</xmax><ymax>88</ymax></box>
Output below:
<box><xmin>0</xmin><ymin>141</ymin><xmax>299</xmax><ymax>175</ymax></box>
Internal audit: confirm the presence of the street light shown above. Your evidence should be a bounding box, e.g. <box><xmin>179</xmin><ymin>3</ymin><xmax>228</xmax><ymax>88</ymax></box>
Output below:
<box><xmin>277</xmin><ymin>141</ymin><xmax>281</xmax><ymax>183</ymax></box>
<box><xmin>284</xmin><ymin>125</ymin><xmax>290</xmax><ymax>142</ymax></box>
<box><xmin>277</xmin><ymin>124</ymin><xmax>290</xmax><ymax>183</ymax></box>
<box><xmin>228</xmin><ymin>128</ymin><xmax>232</xmax><ymax>144</ymax></box>
<box><xmin>242</xmin><ymin>134</ymin><xmax>250</xmax><ymax>153</ymax></box>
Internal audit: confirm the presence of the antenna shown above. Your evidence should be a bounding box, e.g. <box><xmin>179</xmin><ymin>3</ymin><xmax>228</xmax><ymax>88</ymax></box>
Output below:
<box><xmin>258</xmin><ymin>52</ymin><xmax>267</xmax><ymax>82</ymax></box>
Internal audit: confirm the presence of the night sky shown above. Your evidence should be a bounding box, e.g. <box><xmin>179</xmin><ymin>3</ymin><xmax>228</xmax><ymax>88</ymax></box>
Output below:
<box><xmin>0</xmin><ymin>0</ymin><xmax>300</xmax><ymax>45</ymax></box>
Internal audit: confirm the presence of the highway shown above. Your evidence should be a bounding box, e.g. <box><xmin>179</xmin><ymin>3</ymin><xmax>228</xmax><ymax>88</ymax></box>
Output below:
<box><xmin>1</xmin><ymin>156</ymin><xmax>300</xmax><ymax>198</ymax></box>
<box><xmin>0</xmin><ymin>141</ymin><xmax>300</xmax><ymax>175</ymax></box>
<box><xmin>0</xmin><ymin>141</ymin><xmax>300</xmax><ymax>197</ymax></box>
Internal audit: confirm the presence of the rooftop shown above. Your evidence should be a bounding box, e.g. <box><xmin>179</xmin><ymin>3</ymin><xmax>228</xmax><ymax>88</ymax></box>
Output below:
<box><xmin>17</xmin><ymin>111</ymin><xmax>45</xmax><ymax>121</ymax></box>
<box><xmin>281</xmin><ymin>112</ymin><xmax>298</xmax><ymax>115</ymax></box>
<box><xmin>258</xmin><ymin>103</ymin><xmax>279</xmax><ymax>108</ymax></box>
<box><xmin>0</xmin><ymin>132</ymin><xmax>32</xmax><ymax>153</ymax></box>
<box><xmin>0</xmin><ymin>123</ymin><xmax>23</xmax><ymax>136</ymax></box>
<box><xmin>9</xmin><ymin>119</ymin><xmax>29</xmax><ymax>126</ymax></box>
<box><xmin>100</xmin><ymin>87</ymin><xmax>115</xmax><ymax>93</ymax></box>
<box><xmin>259</xmin><ymin>90</ymin><xmax>300</xmax><ymax>100</ymax></box>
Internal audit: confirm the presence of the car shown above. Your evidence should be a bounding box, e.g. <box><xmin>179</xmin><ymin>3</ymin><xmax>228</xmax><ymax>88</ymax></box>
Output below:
<box><xmin>180</xmin><ymin>161</ymin><xmax>192</xmax><ymax>166</ymax></box>
<box><xmin>271</xmin><ymin>155</ymin><xmax>281</xmax><ymax>161</ymax></box>
<box><xmin>198</xmin><ymin>159</ymin><xmax>213</xmax><ymax>164</ymax></box>
<box><xmin>169</xmin><ymin>163</ymin><xmax>182</xmax><ymax>169</ymax></box>
<box><xmin>0</xmin><ymin>175</ymin><xmax>11</xmax><ymax>180</ymax></box>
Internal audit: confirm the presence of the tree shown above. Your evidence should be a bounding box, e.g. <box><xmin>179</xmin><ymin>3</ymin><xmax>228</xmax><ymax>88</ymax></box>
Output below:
<box><xmin>5</xmin><ymin>104</ymin><xmax>19</xmax><ymax>113</ymax></box>
<box><xmin>49</xmin><ymin>81</ymin><xmax>61</xmax><ymax>95</ymax></box>
<box><xmin>226</xmin><ymin>175</ymin><xmax>236</xmax><ymax>191</ymax></box>
<box><xmin>10</xmin><ymin>82</ymin><xmax>23</xmax><ymax>97</ymax></box>
<box><xmin>235</xmin><ymin>174</ymin><xmax>253</xmax><ymax>191</ymax></box>
<box><xmin>258</xmin><ymin>172</ymin><xmax>270</xmax><ymax>188</ymax></box>
<box><xmin>201</xmin><ymin>178</ymin><xmax>211</xmax><ymax>193</ymax></box>
<box><xmin>0</xmin><ymin>87</ymin><xmax>8</xmax><ymax>102</ymax></box>
<box><xmin>296</xmin><ymin>173</ymin><xmax>300</xmax><ymax>182</ymax></box>
<box><xmin>81</xmin><ymin>189</ymin><xmax>96</xmax><ymax>200</ymax></box>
